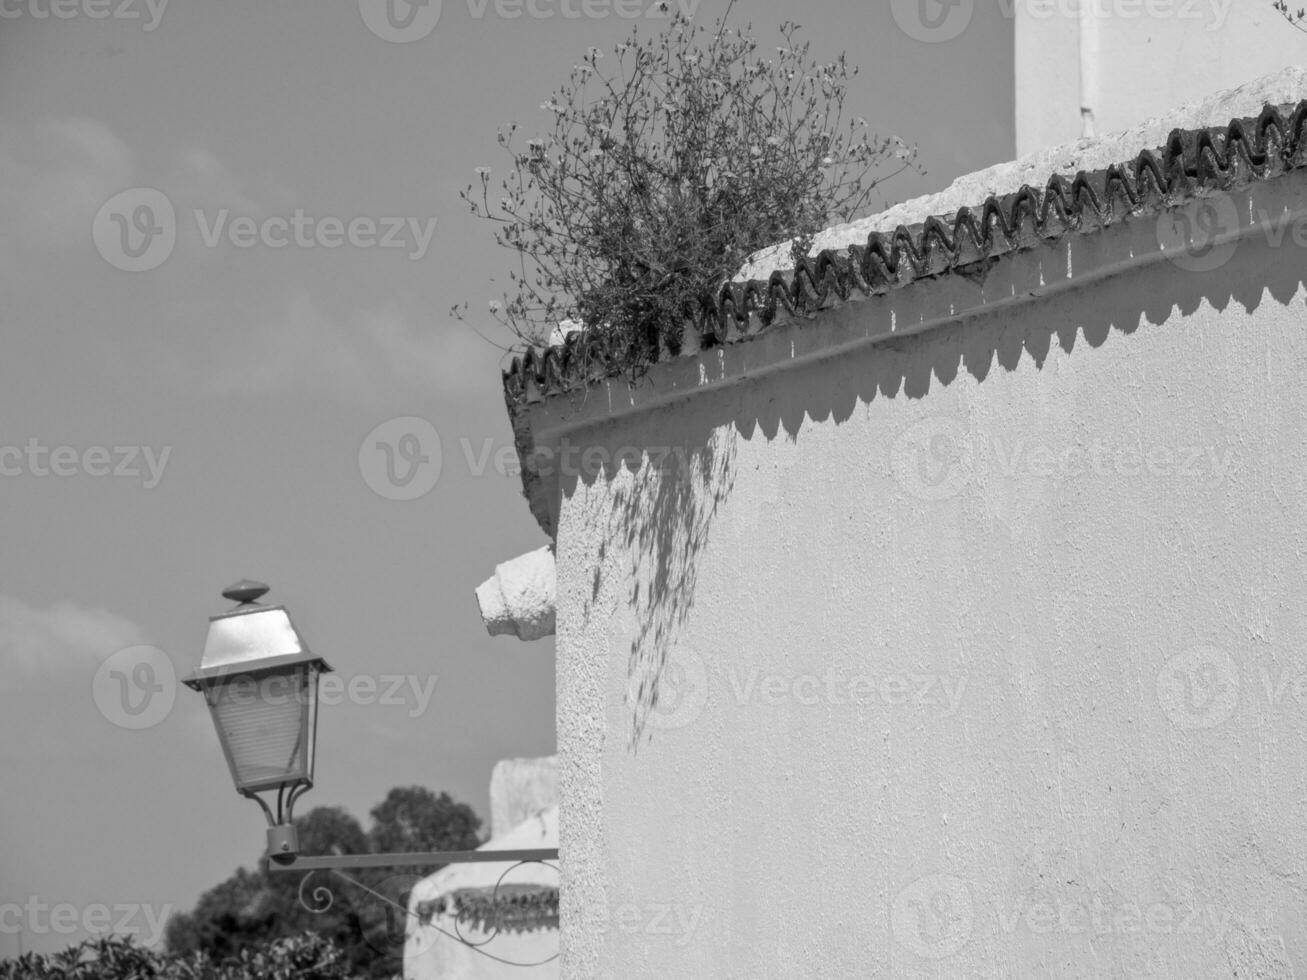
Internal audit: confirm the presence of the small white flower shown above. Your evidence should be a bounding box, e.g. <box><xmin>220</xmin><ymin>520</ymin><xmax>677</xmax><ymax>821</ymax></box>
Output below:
<box><xmin>488</xmin><ymin>300</ymin><xmax>503</xmax><ymax>314</ymax></box>
<box><xmin>475</xmin><ymin>166</ymin><xmax>492</xmax><ymax>177</ymax></box>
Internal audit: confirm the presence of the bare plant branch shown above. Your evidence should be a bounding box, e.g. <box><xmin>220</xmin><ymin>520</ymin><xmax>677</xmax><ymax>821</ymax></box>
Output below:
<box><xmin>1273</xmin><ymin>0</ymin><xmax>1307</xmax><ymax>33</ymax></box>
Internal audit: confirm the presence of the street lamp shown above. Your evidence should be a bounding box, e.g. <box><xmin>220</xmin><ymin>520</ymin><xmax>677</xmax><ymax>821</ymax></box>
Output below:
<box><xmin>185</xmin><ymin>581</ymin><xmax>557</xmax><ymax>873</ymax></box>
<box><xmin>183</xmin><ymin>580</ymin><xmax>330</xmax><ymax>864</ymax></box>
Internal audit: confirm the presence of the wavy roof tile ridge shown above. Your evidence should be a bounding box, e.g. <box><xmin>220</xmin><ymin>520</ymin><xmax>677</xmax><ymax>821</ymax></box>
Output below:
<box><xmin>503</xmin><ymin>67</ymin><xmax>1307</xmax><ymax>405</ymax></box>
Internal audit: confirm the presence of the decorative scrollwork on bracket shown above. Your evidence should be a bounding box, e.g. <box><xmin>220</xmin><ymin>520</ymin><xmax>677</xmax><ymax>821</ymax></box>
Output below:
<box><xmin>296</xmin><ymin>859</ymin><xmax>560</xmax><ymax>969</ymax></box>
<box><xmin>297</xmin><ymin>870</ymin><xmax>336</xmax><ymax>915</ymax></box>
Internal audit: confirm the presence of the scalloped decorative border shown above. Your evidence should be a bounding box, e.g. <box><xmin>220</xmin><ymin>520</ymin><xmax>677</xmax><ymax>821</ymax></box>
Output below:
<box><xmin>502</xmin><ymin>99</ymin><xmax>1307</xmax><ymax>537</ymax></box>
<box><xmin>416</xmin><ymin>883</ymin><xmax>560</xmax><ymax>935</ymax></box>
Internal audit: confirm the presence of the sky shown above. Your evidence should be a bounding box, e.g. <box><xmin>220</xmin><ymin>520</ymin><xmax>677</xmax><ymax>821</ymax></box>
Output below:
<box><xmin>0</xmin><ymin>0</ymin><xmax>1013</xmax><ymax>958</ymax></box>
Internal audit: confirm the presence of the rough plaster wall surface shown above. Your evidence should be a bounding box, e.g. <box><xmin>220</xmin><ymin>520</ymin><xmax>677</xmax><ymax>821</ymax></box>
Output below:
<box><xmin>477</xmin><ymin>546</ymin><xmax>557</xmax><ymax>642</ymax></box>
<box><xmin>555</xmin><ymin>179</ymin><xmax>1307</xmax><ymax>976</ymax></box>
<box><xmin>1014</xmin><ymin>4</ymin><xmax>1307</xmax><ymax>156</ymax></box>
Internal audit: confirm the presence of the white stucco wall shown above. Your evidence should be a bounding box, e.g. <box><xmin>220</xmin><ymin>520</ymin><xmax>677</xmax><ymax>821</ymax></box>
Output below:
<box><xmin>405</xmin><ymin>805</ymin><xmax>559</xmax><ymax>980</ymax></box>
<box><xmin>539</xmin><ymin>169</ymin><xmax>1307</xmax><ymax>976</ymax></box>
<box><xmin>407</xmin><ymin>916</ymin><xmax>557</xmax><ymax>980</ymax></box>
<box><xmin>489</xmin><ymin>755</ymin><xmax>559</xmax><ymax>839</ymax></box>
<box><xmin>1015</xmin><ymin>1</ymin><xmax>1306</xmax><ymax>155</ymax></box>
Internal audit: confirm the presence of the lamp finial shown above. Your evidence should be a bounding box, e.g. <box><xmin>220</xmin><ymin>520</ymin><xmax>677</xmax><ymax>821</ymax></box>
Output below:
<box><xmin>222</xmin><ymin>580</ymin><xmax>270</xmax><ymax>605</ymax></box>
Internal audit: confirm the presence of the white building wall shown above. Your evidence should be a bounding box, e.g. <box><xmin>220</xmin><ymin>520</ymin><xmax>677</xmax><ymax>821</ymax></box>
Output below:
<box><xmin>404</xmin><ymin>761</ymin><xmax>559</xmax><ymax>979</ymax></box>
<box><xmin>1016</xmin><ymin>1</ymin><xmax>1305</xmax><ymax>155</ymax></box>
<box><xmin>545</xmin><ymin>170</ymin><xmax>1307</xmax><ymax>976</ymax></box>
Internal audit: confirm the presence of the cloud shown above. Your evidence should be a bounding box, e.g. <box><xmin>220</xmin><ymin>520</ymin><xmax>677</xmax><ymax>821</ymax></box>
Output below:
<box><xmin>0</xmin><ymin>595</ymin><xmax>147</xmax><ymax>684</ymax></box>
<box><xmin>201</xmin><ymin>289</ymin><xmax>374</xmax><ymax>398</ymax></box>
<box><xmin>2</xmin><ymin>117</ymin><xmax>501</xmax><ymax>400</ymax></box>
<box><xmin>0</xmin><ymin>597</ymin><xmax>181</xmax><ymax>762</ymax></box>
<box><xmin>170</xmin><ymin>145</ymin><xmax>263</xmax><ymax>215</ymax></box>
<box><xmin>359</xmin><ymin>306</ymin><xmax>506</xmax><ymax>394</ymax></box>
<box><xmin>159</xmin><ymin>289</ymin><xmax>505</xmax><ymax>402</ymax></box>
<box><xmin>0</xmin><ymin>117</ymin><xmax>134</xmax><ymax>256</ymax></box>
<box><xmin>0</xmin><ymin>117</ymin><xmax>264</xmax><ymax>270</ymax></box>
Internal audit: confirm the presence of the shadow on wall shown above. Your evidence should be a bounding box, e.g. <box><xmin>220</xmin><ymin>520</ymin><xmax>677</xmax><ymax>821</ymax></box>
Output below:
<box><xmin>566</xmin><ymin>415</ymin><xmax>737</xmax><ymax>751</ymax></box>
<box><xmin>554</xmin><ymin>177</ymin><xmax>1307</xmax><ymax>752</ymax></box>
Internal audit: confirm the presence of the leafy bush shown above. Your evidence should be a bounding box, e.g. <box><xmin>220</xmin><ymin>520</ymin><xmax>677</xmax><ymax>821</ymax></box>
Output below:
<box><xmin>0</xmin><ymin>933</ymin><xmax>361</xmax><ymax>980</ymax></box>
<box><xmin>463</xmin><ymin>9</ymin><xmax>917</xmax><ymax>373</ymax></box>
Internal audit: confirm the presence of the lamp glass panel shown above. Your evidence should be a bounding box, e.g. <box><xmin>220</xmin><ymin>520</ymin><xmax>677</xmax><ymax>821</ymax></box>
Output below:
<box><xmin>207</xmin><ymin>667</ymin><xmax>317</xmax><ymax>791</ymax></box>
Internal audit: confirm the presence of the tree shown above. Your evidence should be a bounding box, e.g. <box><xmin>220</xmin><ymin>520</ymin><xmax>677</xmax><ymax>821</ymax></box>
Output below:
<box><xmin>356</xmin><ymin>789</ymin><xmax>483</xmax><ymax>974</ymax></box>
<box><xmin>163</xmin><ymin>791</ymin><xmax>482</xmax><ymax>980</ymax></box>
<box><xmin>281</xmin><ymin>807</ymin><xmax>371</xmax><ymax>865</ymax></box>
<box><xmin>368</xmin><ymin>787</ymin><xmax>482</xmax><ymax>861</ymax></box>
<box><xmin>166</xmin><ymin>808</ymin><xmax>371</xmax><ymax>964</ymax></box>
<box><xmin>163</xmin><ymin>867</ymin><xmax>271</xmax><ymax>963</ymax></box>
<box><xmin>462</xmin><ymin>8</ymin><xmax>917</xmax><ymax>375</ymax></box>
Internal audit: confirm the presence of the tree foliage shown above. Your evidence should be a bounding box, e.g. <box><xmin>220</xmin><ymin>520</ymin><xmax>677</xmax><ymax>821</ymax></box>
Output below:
<box><xmin>163</xmin><ymin>790</ymin><xmax>481</xmax><ymax>980</ymax></box>
<box><xmin>0</xmin><ymin>933</ymin><xmax>355</xmax><ymax>980</ymax></box>
<box><xmin>368</xmin><ymin>787</ymin><xmax>482</xmax><ymax>865</ymax></box>
<box><xmin>462</xmin><ymin>9</ymin><xmax>917</xmax><ymax>373</ymax></box>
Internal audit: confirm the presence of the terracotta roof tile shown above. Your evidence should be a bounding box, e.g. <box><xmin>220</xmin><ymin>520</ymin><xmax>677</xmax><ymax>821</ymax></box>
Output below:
<box><xmin>501</xmin><ymin>96</ymin><xmax>1307</xmax><ymax>537</ymax></box>
<box><xmin>504</xmin><ymin>99</ymin><xmax>1307</xmax><ymax>404</ymax></box>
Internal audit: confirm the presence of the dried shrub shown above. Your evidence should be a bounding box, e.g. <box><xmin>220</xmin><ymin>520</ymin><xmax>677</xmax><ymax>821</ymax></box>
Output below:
<box><xmin>461</xmin><ymin>9</ymin><xmax>918</xmax><ymax>375</ymax></box>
